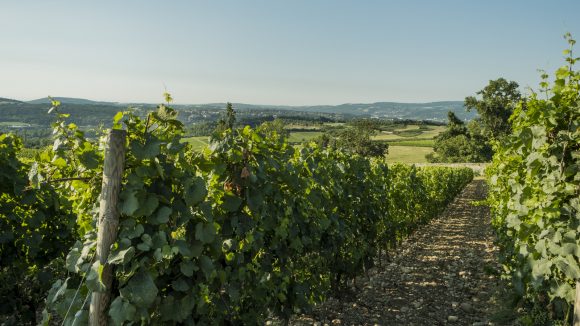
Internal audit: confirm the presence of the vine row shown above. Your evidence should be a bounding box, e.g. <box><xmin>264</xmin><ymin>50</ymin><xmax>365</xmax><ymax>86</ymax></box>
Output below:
<box><xmin>486</xmin><ymin>34</ymin><xmax>579</xmax><ymax>324</ymax></box>
<box><xmin>2</xmin><ymin>100</ymin><xmax>473</xmax><ymax>324</ymax></box>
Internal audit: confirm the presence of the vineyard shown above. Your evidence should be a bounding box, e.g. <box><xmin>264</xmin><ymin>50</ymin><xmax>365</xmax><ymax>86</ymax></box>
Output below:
<box><xmin>1</xmin><ymin>36</ymin><xmax>579</xmax><ymax>326</ymax></box>
<box><xmin>0</xmin><ymin>98</ymin><xmax>473</xmax><ymax>324</ymax></box>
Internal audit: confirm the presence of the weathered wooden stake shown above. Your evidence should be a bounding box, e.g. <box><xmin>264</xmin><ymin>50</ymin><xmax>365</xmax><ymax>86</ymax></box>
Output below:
<box><xmin>574</xmin><ymin>280</ymin><xmax>580</xmax><ymax>326</ymax></box>
<box><xmin>89</xmin><ymin>129</ymin><xmax>126</xmax><ymax>326</ymax></box>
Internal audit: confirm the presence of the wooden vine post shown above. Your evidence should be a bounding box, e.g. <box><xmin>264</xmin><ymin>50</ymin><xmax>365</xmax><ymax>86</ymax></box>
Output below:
<box><xmin>574</xmin><ymin>280</ymin><xmax>580</xmax><ymax>326</ymax></box>
<box><xmin>89</xmin><ymin>129</ymin><xmax>126</xmax><ymax>326</ymax></box>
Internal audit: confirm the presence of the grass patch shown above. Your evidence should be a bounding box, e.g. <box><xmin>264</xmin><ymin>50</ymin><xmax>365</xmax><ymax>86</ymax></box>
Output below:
<box><xmin>288</xmin><ymin>131</ymin><xmax>323</xmax><ymax>143</ymax></box>
<box><xmin>0</xmin><ymin>122</ymin><xmax>31</xmax><ymax>127</ymax></box>
<box><xmin>416</xmin><ymin>125</ymin><xmax>445</xmax><ymax>138</ymax></box>
<box><xmin>372</xmin><ymin>124</ymin><xmax>445</xmax><ymax>141</ymax></box>
<box><xmin>393</xmin><ymin>129</ymin><xmax>423</xmax><ymax>137</ymax></box>
<box><xmin>372</xmin><ymin>133</ymin><xmax>406</xmax><ymax>141</ymax></box>
<box><xmin>386</xmin><ymin>139</ymin><xmax>435</xmax><ymax>147</ymax></box>
<box><xmin>284</xmin><ymin>124</ymin><xmax>322</xmax><ymax>131</ymax></box>
<box><xmin>386</xmin><ymin>146</ymin><xmax>433</xmax><ymax>163</ymax></box>
<box><xmin>182</xmin><ymin>136</ymin><xmax>209</xmax><ymax>151</ymax></box>
<box><xmin>397</xmin><ymin>124</ymin><xmax>421</xmax><ymax>130</ymax></box>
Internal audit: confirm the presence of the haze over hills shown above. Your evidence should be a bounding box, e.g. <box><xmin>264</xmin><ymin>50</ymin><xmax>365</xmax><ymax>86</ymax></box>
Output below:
<box><xmin>186</xmin><ymin>101</ymin><xmax>474</xmax><ymax>121</ymax></box>
<box><xmin>26</xmin><ymin>97</ymin><xmax>120</xmax><ymax>106</ymax></box>
<box><xmin>1</xmin><ymin>96</ymin><xmax>476</xmax><ymax>127</ymax></box>
<box><xmin>0</xmin><ymin>97</ymin><xmax>24</xmax><ymax>104</ymax></box>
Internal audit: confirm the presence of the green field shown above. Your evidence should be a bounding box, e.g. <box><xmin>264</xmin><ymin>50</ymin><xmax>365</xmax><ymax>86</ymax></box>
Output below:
<box><xmin>287</xmin><ymin>131</ymin><xmax>323</xmax><ymax>143</ymax></box>
<box><xmin>182</xmin><ymin>136</ymin><xmax>209</xmax><ymax>151</ymax></box>
<box><xmin>182</xmin><ymin>136</ymin><xmax>435</xmax><ymax>163</ymax></box>
<box><xmin>183</xmin><ymin>124</ymin><xmax>442</xmax><ymax>163</ymax></box>
<box><xmin>0</xmin><ymin>121</ymin><xmax>31</xmax><ymax>127</ymax></box>
<box><xmin>386</xmin><ymin>139</ymin><xmax>435</xmax><ymax>147</ymax></box>
<box><xmin>372</xmin><ymin>125</ymin><xmax>444</xmax><ymax>141</ymax></box>
<box><xmin>285</xmin><ymin>124</ymin><xmax>443</xmax><ymax>144</ymax></box>
<box><xmin>373</xmin><ymin>124</ymin><xmax>443</xmax><ymax>162</ymax></box>
<box><xmin>284</xmin><ymin>124</ymin><xmax>322</xmax><ymax>131</ymax></box>
<box><xmin>387</xmin><ymin>145</ymin><xmax>433</xmax><ymax>163</ymax></box>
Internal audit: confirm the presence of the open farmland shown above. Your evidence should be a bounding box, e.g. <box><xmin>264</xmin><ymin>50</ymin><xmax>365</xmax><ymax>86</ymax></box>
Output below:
<box><xmin>183</xmin><ymin>123</ymin><xmax>444</xmax><ymax>163</ymax></box>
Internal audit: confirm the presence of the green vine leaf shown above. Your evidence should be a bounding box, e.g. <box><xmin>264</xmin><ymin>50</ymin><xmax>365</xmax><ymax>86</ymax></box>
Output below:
<box><xmin>119</xmin><ymin>269</ymin><xmax>158</xmax><ymax>307</ymax></box>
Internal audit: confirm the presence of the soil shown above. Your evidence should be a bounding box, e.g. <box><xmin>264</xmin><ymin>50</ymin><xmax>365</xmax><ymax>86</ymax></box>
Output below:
<box><xmin>289</xmin><ymin>179</ymin><xmax>503</xmax><ymax>326</ymax></box>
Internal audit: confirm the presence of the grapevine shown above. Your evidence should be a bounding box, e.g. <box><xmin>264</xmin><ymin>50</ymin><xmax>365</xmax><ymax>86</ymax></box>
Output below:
<box><xmin>486</xmin><ymin>34</ymin><xmax>580</xmax><ymax>323</ymax></box>
<box><xmin>30</xmin><ymin>101</ymin><xmax>473</xmax><ymax>324</ymax></box>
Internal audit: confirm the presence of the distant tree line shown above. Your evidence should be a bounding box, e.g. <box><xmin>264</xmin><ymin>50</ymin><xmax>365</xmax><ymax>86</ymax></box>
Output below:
<box><xmin>0</xmin><ymin>127</ymin><xmax>52</xmax><ymax>148</ymax></box>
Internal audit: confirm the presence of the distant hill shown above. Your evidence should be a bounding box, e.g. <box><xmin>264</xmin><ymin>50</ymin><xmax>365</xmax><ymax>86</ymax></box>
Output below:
<box><xmin>0</xmin><ymin>97</ymin><xmax>24</xmax><ymax>105</ymax></box>
<box><xmin>13</xmin><ymin>96</ymin><xmax>473</xmax><ymax>121</ymax></box>
<box><xmin>27</xmin><ymin>97</ymin><xmax>120</xmax><ymax>106</ymax></box>
<box><xmin>1</xmin><ymin>95</ymin><xmax>475</xmax><ymax>127</ymax></box>
<box><xmin>193</xmin><ymin>101</ymin><xmax>474</xmax><ymax>122</ymax></box>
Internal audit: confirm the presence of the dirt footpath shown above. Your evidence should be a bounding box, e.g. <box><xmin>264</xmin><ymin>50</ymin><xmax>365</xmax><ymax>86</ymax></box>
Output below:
<box><xmin>290</xmin><ymin>179</ymin><xmax>501</xmax><ymax>326</ymax></box>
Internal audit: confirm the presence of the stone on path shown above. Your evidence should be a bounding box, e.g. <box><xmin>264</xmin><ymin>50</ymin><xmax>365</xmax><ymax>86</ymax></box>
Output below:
<box><xmin>290</xmin><ymin>180</ymin><xmax>501</xmax><ymax>325</ymax></box>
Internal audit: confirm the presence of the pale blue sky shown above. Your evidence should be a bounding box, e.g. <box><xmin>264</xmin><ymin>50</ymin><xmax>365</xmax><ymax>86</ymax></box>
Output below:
<box><xmin>1</xmin><ymin>0</ymin><xmax>579</xmax><ymax>105</ymax></box>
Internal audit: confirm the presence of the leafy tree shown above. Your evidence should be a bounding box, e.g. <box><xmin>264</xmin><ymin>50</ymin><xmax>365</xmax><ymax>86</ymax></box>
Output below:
<box><xmin>187</xmin><ymin>121</ymin><xmax>218</xmax><ymax>137</ymax></box>
<box><xmin>428</xmin><ymin>112</ymin><xmax>491</xmax><ymax>162</ymax></box>
<box><xmin>317</xmin><ymin>123</ymin><xmax>388</xmax><ymax>157</ymax></box>
<box><xmin>464</xmin><ymin>78</ymin><xmax>521</xmax><ymax>139</ymax></box>
<box><xmin>429</xmin><ymin>134</ymin><xmax>476</xmax><ymax>162</ymax></box>
<box><xmin>349</xmin><ymin>118</ymin><xmax>383</xmax><ymax>131</ymax></box>
<box><xmin>429</xmin><ymin>77</ymin><xmax>521</xmax><ymax>163</ymax></box>
<box><xmin>442</xmin><ymin>111</ymin><xmax>468</xmax><ymax>138</ymax></box>
<box><xmin>466</xmin><ymin>119</ymin><xmax>493</xmax><ymax>160</ymax></box>
<box><xmin>213</xmin><ymin>102</ymin><xmax>237</xmax><ymax>137</ymax></box>
<box><xmin>224</xmin><ymin>102</ymin><xmax>236</xmax><ymax>130</ymax></box>
<box><xmin>338</xmin><ymin>128</ymin><xmax>388</xmax><ymax>157</ymax></box>
<box><xmin>257</xmin><ymin>118</ymin><xmax>289</xmax><ymax>139</ymax></box>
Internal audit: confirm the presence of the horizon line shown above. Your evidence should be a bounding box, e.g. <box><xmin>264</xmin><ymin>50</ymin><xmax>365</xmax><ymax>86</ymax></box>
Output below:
<box><xmin>5</xmin><ymin>95</ymin><xmax>466</xmax><ymax>107</ymax></box>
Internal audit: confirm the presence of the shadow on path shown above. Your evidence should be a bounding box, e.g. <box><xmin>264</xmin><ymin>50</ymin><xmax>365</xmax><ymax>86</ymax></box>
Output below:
<box><xmin>291</xmin><ymin>179</ymin><xmax>500</xmax><ymax>326</ymax></box>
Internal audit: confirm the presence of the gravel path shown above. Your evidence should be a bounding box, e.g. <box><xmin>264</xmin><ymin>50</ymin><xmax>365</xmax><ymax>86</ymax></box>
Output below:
<box><xmin>290</xmin><ymin>179</ymin><xmax>501</xmax><ymax>326</ymax></box>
